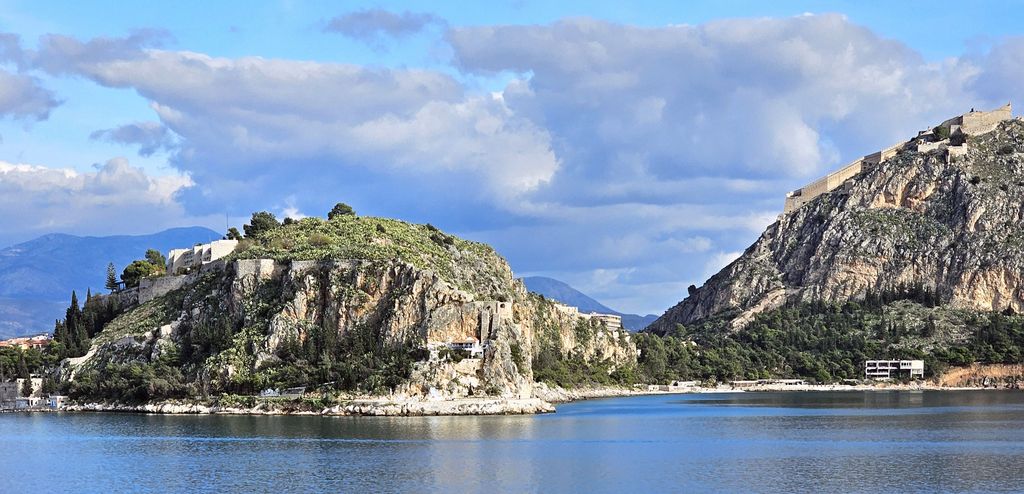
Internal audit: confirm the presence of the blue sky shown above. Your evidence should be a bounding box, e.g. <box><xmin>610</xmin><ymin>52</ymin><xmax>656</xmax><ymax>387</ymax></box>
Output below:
<box><xmin>0</xmin><ymin>1</ymin><xmax>1022</xmax><ymax>315</ymax></box>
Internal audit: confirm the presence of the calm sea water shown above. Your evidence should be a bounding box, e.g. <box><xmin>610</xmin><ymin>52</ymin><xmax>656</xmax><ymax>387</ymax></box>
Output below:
<box><xmin>3</xmin><ymin>391</ymin><xmax>1024</xmax><ymax>493</ymax></box>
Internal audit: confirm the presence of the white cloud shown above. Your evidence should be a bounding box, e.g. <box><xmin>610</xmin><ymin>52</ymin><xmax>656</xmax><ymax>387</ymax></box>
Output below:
<box><xmin>325</xmin><ymin>9</ymin><xmax>445</xmax><ymax>49</ymax></box>
<box><xmin>702</xmin><ymin>251</ymin><xmax>743</xmax><ymax>281</ymax></box>
<box><xmin>28</xmin><ymin>39</ymin><xmax>558</xmax><ymax>212</ymax></box>
<box><xmin>0</xmin><ymin>158</ymin><xmax>199</xmax><ymax>244</ymax></box>
<box><xmin>0</xmin><ymin>69</ymin><xmax>59</xmax><ymax>121</ymax></box>
<box><xmin>449</xmin><ymin>14</ymin><xmax>983</xmax><ymax>185</ymax></box>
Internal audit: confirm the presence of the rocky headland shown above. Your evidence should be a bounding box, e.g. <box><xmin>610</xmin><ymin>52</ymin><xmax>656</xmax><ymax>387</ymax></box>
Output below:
<box><xmin>49</xmin><ymin>213</ymin><xmax>637</xmax><ymax>415</ymax></box>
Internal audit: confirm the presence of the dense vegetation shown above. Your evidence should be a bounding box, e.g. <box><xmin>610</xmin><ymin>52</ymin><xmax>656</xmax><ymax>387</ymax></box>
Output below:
<box><xmin>51</xmin><ymin>290</ymin><xmax>121</xmax><ymax>359</ymax></box>
<box><xmin>636</xmin><ymin>285</ymin><xmax>1024</xmax><ymax>384</ymax></box>
<box><xmin>0</xmin><ymin>346</ymin><xmax>49</xmax><ymax>381</ymax></box>
<box><xmin>529</xmin><ymin>296</ymin><xmax>637</xmax><ymax>388</ymax></box>
<box><xmin>228</xmin><ymin>208</ymin><xmax>509</xmax><ymax>297</ymax></box>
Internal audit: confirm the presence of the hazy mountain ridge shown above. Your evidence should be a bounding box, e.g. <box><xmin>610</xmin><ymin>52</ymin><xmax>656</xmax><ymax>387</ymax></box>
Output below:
<box><xmin>0</xmin><ymin>227</ymin><xmax>221</xmax><ymax>338</ymax></box>
<box><xmin>523</xmin><ymin>276</ymin><xmax>657</xmax><ymax>331</ymax></box>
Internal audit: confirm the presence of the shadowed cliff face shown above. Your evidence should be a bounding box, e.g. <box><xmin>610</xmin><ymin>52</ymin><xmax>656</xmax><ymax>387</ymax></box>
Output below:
<box><xmin>649</xmin><ymin>119</ymin><xmax>1024</xmax><ymax>335</ymax></box>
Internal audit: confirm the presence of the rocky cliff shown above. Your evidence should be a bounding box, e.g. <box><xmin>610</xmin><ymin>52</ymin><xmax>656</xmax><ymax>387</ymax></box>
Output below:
<box><xmin>61</xmin><ymin>216</ymin><xmax>636</xmax><ymax>403</ymax></box>
<box><xmin>649</xmin><ymin>118</ymin><xmax>1024</xmax><ymax>334</ymax></box>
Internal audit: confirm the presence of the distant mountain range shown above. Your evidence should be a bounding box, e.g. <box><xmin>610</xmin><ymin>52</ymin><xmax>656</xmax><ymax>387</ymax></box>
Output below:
<box><xmin>0</xmin><ymin>227</ymin><xmax>222</xmax><ymax>338</ymax></box>
<box><xmin>522</xmin><ymin>276</ymin><xmax>657</xmax><ymax>331</ymax></box>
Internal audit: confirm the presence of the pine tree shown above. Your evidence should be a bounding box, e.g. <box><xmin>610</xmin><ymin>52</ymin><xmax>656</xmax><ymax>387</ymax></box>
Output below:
<box><xmin>20</xmin><ymin>377</ymin><xmax>33</xmax><ymax>398</ymax></box>
<box><xmin>105</xmin><ymin>263</ymin><xmax>119</xmax><ymax>291</ymax></box>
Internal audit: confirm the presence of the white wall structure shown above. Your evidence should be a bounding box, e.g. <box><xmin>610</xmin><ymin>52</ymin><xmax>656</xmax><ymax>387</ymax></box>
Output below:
<box><xmin>167</xmin><ymin>239</ymin><xmax>238</xmax><ymax>274</ymax></box>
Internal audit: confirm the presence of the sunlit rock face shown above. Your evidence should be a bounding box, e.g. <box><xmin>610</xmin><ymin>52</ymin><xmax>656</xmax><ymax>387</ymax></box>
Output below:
<box><xmin>650</xmin><ymin>119</ymin><xmax>1024</xmax><ymax>334</ymax></box>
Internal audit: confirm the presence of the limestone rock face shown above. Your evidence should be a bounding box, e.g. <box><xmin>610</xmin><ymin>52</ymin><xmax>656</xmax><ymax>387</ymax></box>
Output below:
<box><xmin>67</xmin><ymin>251</ymin><xmax>636</xmax><ymax>399</ymax></box>
<box><xmin>649</xmin><ymin>119</ymin><xmax>1024</xmax><ymax>334</ymax></box>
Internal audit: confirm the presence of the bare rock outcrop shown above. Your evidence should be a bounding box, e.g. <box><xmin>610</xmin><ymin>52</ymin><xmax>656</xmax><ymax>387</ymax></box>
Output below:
<box><xmin>649</xmin><ymin>119</ymin><xmax>1024</xmax><ymax>334</ymax></box>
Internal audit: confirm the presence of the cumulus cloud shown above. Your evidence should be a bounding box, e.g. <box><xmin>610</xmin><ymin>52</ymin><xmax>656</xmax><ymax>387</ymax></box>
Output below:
<box><xmin>970</xmin><ymin>36</ymin><xmax>1024</xmax><ymax>105</ymax></box>
<box><xmin>26</xmin><ymin>37</ymin><xmax>557</xmax><ymax>215</ymax></box>
<box><xmin>0</xmin><ymin>33</ymin><xmax>26</xmax><ymax>67</ymax></box>
<box><xmin>0</xmin><ymin>70</ymin><xmax>60</xmax><ymax>121</ymax></box>
<box><xmin>449</xmin><ymin>14</ymin><xmax>983</xmax><ymax>187</ymax></box>
<box><xmin>0</xmin><ymin>158</ymin><xmax>195</xmax><ymax>244</ymax></box>
<box><xmin>0</xmin><ymin>35</ymin><xmax>59</xmax><ymax>122</ymax></box>
<box><xmin>440</xmin><ymin>14</ymin><xmax>1023</xmax><ymax>313</ymax></box>
<box><xmin>90</xmin><ymin>121</ymin><xmax>176</xmax><ymax>156</ymax></box>
<box><xmin>30</xmin><ymin>29</ymin><xmax>170</xmax><ymax>76</ymax></box>
<box><xmin>325</xmin><ymin>9</ymin><xmax>444</xmax><ymax>47</ymax></box>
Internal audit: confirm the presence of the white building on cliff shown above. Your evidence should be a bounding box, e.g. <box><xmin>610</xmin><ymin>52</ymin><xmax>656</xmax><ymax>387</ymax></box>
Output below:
<box><xmin>167</xmin><ymin>239</ymin><xmax>238</xmax><ymax>274</ymax></box>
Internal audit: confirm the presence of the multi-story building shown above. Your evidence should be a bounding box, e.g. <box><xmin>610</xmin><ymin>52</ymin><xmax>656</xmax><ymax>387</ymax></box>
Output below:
<box><xmin>580</xmin><ymin>312</ymin><xmax>623</xmax><ymax>330</ymax></box>
<box><xmin>865</xmin><ymin>360</ymin><xmax>925</xmax><ymax>379</ymax></box>
<box><xmin>167</xmin><ymin>239</ymin><xmax>238</xmax><ymax>274</ymax></box>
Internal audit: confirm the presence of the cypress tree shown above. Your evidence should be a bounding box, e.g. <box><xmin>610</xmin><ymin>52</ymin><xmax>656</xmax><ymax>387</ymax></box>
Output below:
<box><xmin>16</xmin><ymin>353</ymin><xmax>29</xmax><ymax>379</ymax></box>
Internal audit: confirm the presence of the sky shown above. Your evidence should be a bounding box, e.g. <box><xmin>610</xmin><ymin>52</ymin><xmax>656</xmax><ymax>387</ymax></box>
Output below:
<box><xmin>0</xmin><ymin>1</ymin><xmax>1022</xmax><ymax>315</ymax></box>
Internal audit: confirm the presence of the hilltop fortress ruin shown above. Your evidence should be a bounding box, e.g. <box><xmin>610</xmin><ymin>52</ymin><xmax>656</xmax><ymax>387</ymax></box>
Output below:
<box><xmin>783</xmin><ymin>103</ymin><xmax>1013</xmax><ymax>214</ymax></box>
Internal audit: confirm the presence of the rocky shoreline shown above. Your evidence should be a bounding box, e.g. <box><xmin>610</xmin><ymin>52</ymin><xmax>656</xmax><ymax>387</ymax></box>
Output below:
<box><xmin>63</xmin><ymin>396</ymin><xmax>557</xmax><ymax>416</ymax></box>
<box><xmin>32</xmin><ymin>382</ymin><xmax>1015</xmax><ymax>417</ymax></box>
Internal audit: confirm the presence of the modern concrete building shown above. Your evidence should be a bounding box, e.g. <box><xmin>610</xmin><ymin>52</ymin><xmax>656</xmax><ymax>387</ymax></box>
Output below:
<box><xmin>15</xmin><ymin>396</ymin><xmax>44</xmax><ymax>409</ymax></box>
<box><xmin>167</xmin><ymin>239</ymin><xmax>238</xmax><ymax>274</ymax></box>
<box><xmin>447</xmin><ymin>338</ymin><xmax>484</xmax><ymax>358</ymax></box>
<box><xmin>13</xmin><ymin>377</ymin><xmax>43</xmax><ymax>399</ymax></box>
<box><xmin>865</xmin><ymin>360</ymin><xmax>925</xmax><ymax>379</ymax></box>
<box><xmin>577</xmin><ymin>312</ymin><xmax>623</xmax><ymax>330</ymax></box>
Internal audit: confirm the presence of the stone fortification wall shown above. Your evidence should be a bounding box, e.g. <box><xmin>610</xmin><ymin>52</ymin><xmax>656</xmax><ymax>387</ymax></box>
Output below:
<box><xmin>784</xmin><ymin>158</ymin><xmax>868</xmax><ymax>213</ymax></box>
<box><xmin>783</xmin><ymin>104</ymin><xmax>1012</xmax><ymax>215</ymax></box>
<box><xmin>938</xmin><ymin>104</ymin><xmax>1012</xmax><ymax>135</ymax></box>
<box><xmin>137</xmin><ymin>275</ymin><xmax>190</xmax><ymax>304</ymax></box>
<box><xmin>961</xmin><ymin>103</ymin><xmax>1012</xmax><ymax>135</ymax></box>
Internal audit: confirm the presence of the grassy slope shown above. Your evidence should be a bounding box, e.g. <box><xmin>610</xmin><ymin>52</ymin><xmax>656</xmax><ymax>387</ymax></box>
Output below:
<box><xmin>230</xmin><ymin>215</ymin><xmax>511</xmax><ymax>297</ymax></box>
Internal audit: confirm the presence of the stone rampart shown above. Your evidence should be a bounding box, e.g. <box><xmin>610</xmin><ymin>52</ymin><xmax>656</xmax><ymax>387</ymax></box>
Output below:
<box><xmin>234</xmin><ymin>258</ymin><xmax>282</xmax><ymax>281</ymax></box>
<box><xmin>953</xmin><ymin>103</ymin><xmax>1012</xmax><ymax>136</ymax></box>
<box><xmin>138</xmin><ymin>275</ymin><xmax>190</xmax><ymax>304</ymax></box>
<box><xmin>783</xmin><ymin>104</ymin><xmax>1011</xmax><ymax>215</ymax></box>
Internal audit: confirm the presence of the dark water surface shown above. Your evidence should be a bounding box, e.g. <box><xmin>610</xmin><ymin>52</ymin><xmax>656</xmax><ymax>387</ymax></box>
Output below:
<box><xmin>4</xmin><ymin>391</ymin><xmax>1024</xmax><ymax>493</ymax></box>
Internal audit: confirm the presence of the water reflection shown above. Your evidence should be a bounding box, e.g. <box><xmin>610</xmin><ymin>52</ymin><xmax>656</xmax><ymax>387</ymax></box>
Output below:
<box><xmin>2</xmin><ymin>391</ymin><xmax>1024</xmax><ymax>493</ymax></box>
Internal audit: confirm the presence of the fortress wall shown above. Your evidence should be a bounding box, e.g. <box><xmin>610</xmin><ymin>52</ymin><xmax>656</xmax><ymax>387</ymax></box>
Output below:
<box><xmin>802</xmin><ymin>176</ymin><xmax>830</xmax><ymax>198</ymax></box>
<box><xmin>781</xmin><ymin>105</ymin><xmax>1010</xmax><ymax>216</ymax></box>
<box><xmin>783</xmin><ymin>158</ymin><xmax>864</xmax><ymax>213</ymax></box>
<box><xmin>825</xmin><ymin>159</ymin><xmax>864</xmax><ymax>189</ymax></box>
<box><xmin>234</xmin><ymin>259</ymin><xmax>281</xmax><ymax>281</ymax></box>
<box><xmin>138</xmin><ymin>275</ymin><xmax>190</xmax><ymax>304</ymax></box>
<box><xmin>961</xmin><ymin>104</ymin><xmax>1012</xmax><ymax>135</ymax></box>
